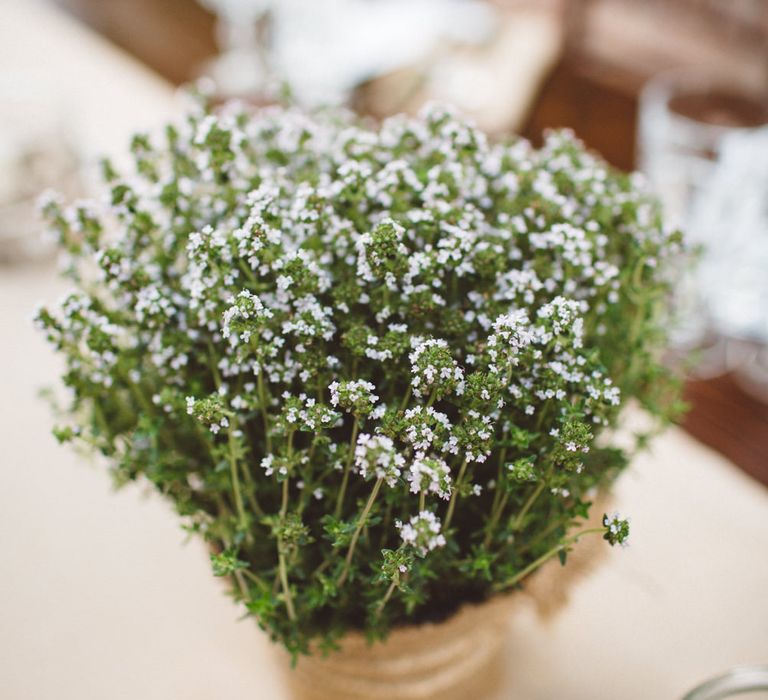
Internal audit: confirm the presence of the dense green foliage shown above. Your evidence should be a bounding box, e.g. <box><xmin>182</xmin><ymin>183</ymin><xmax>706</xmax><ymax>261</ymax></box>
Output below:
<box><xmin>36</xmin><ymin>101</ymin><xmax>682</xmax><ymax>656</ymax></box>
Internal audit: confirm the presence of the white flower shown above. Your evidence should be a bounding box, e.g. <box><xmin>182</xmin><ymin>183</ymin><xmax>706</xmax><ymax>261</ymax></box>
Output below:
<box><xmin>406</xmin><ymin>456</ymin><xmax>452</xmax><ymax>500</ymax></box>
<box><xmin>354</xmin><ymin>433</ymin><xmax>404</xmax><ymax>487</ymax></box>
<box><xmin>409</xmin><ymin>337</ymin><xmax>464</xmax><ymax>398</ymax></box>
<box><xmin>396</xmin><ymin>511</ymin><xmax>446</xmax><ymax>556</ymax></box>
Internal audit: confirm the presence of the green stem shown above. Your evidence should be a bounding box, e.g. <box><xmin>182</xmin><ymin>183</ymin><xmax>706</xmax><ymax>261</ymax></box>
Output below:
<box><xmin>483</xmin><ymin>490</ymin><xmax>510</xmax><ymax>548</ymax></box>
<box><xmin>228</xmin><ymin>431</ymin><xmax>248</xmax><ymax>531</ymax></box>
<box><xmin>276</xmin><ymin>478</ymin><xmax>296</xmax><ymax>620</ymax></box>
<box><xmin>375</xmin><ymin>579</ymin><xmax>399</xmax><ymax>618</ymax></box>
<box><xmin>242</xmin><ymin>568</ymin><xmax>267</xmax><ymax>591</ymax></box>
<box><xmin>239</xmin><ymin>261</ymin><xmax>259</xmax><ymax>286</ymax></box>
<box><xmin>313</xmin><ymin>558</ymin><xmax>332</xmax><ymax>579</ymax></box>
<box><xmin>511</xmin><ymin>479</ymin><xmax>546</xmax><ymax>532</ymax></box>
<box><xmin>239</xmin><ymin>461</ymin><xmax>264</xmax><ymax>517</ymax></box>
<box><xmin>126</xmin><ymin>378</ymin><xmax>154</xmax><ymax>415</ymax></box>
<box><xmin>280</xmin><ymin>474</ymin><xmax>290</xmax><ymax>517</ymax></box>
<box><xmin>278</xmin><ymin>546</ymin><xmax>296</xmax><ymax>620</ymax></box>
<box><xmin>484</xmin><ymin>447</ymin><xmax>508</xmax><ymax>545</ymax></box>
<box><xmin>233</xmin><ymin>570</ymin><xmax>252</xmax><ymax>602</ymax></box>
<box><xmin>206</xmin><ymin>339</ymin><xmax>223</xmax><ymax>388</ymax></box>
<box><xmin>419</xmin><ymin>491</ymin><xmax>426</xmax><ymax>512</ymax></box>
<box><xmin>334</xmin><ymin>417</ymin><xmax>359</xmax><ymax>519</ymax></box>
<box><xmin>379</xmin><ymin>501</ymin><xmax>393</xmax><ymax>548</ymax></box>
<box><xmin>494</xmin><ymin>527</ymin><xmax>606</xmax><ymax>592</ymax></box>
<box><xmin>443</xmin><ymin>459</ymin><xmax>468</xmax><ymax>531</ymax></box>
<box><xmin>257</xmin><ymin>369</ymin><xmax>272</xmax><ymax>453</ymax></box>
<box><xmin>517</xmin><ymin>513</ymin><xmax>568</xmax><ymax>556</ymax></box>
<box><xmin>398</xmin><ymin>385</ymin><xmax>412</xmax><ymax>413</ymax></box>
<box><xmin>337</xmin><ymin>476</ymin><xmax>383</xmax><ymax>587</ymax></box>
<box><xmin>92</xmin><ymin>399</ymin><xmax>111</xmax><ymax>442</ymax></box>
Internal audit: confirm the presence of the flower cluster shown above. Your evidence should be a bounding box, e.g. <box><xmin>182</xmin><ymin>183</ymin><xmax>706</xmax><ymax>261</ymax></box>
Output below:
<box><xmin>406</xmin><ymin>456</ymin><xmax>452</xmax><ymax>500</ymax></box>
<box><xmin>329</xmin><ymin>379</ymin><xmax>379</xmax><ymax>417</ymax></box>
<box><xmin>602</xmin><ymin>512</ymin><xmax>631</xmax><ymax>547</ymax></box>
<box><xmin>409</xmin><ymin>337</ymin><xmax>464</xmax><ymax>399</ymax></box>
<box><xmin>354</xmin><ymin>433</ymin><xmax>404</xmax><ymax>486</ymax></box>
<box><xmin>36</xmin><ymin>100</ymin><xmax>683</xmax><ymax>656</ymax></box>
<box><xmin>396</xmin><ymin>511</ymin><xmax>447</xmax><ymax>556</ymax></box>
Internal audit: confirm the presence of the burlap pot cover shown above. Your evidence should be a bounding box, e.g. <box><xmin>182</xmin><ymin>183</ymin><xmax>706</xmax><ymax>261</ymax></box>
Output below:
<box><xmin>280</xmin><ymin>501</ymin><xmax>608</xmax><ymax>700</ymax></box>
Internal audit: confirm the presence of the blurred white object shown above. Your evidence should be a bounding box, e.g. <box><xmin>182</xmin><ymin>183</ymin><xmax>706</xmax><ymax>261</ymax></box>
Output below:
<box><xmin>693</xmin><ymin>127</ymin><xmax>768</xmax><ymax>403</ymax></box>
<box><xmin>637</xmin><ymin>68</ymin><xmax>768</xmax><ymax>379</ymax></box>
<box><xmin>198</xmin><ymin>0</ymin><xmax>496</xmax><ymax>105</ymax></box>
<box><xmin>272</xmin><ymin>0</ymin><xmax>495</xmax><ymax>105</ymax></box>
<box><xmin>0</xmin><ymin>71</ymin><xmax>79</xmax><ymax>264</ymax></box>
<box><xmin>197</xmin><ymin>0</ymin><xmax>276</xmax><ymax>98</ymax></box>
<box><xmin>691</xmin><ymin>126</ymin><xmax>768</xmax><ymax>344</ymax></box>
<box><xmin>638</xmin><ymin>69</ymin><xmax>768</xmax><ymax>229</ymax></box>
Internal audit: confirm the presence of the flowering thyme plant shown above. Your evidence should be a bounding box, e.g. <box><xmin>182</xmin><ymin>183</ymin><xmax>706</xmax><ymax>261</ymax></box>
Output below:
<box><xmin>35</xmin><ymin>101</ymin><xmax>683</xmax><ymax>656</ymax></box>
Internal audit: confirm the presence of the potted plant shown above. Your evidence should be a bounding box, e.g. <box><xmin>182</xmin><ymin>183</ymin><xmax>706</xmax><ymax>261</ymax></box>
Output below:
<box><xmin>35</xmin><ymin>100</ymin><xmax>682</xmax><ymax>699</ymax></box>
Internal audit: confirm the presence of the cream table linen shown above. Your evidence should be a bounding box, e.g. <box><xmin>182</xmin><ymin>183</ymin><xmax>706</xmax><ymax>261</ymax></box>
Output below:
<box><xmin>1</xmin><ymin>3</ymin><xmax>767</xmax><ymax>700</ymax></box>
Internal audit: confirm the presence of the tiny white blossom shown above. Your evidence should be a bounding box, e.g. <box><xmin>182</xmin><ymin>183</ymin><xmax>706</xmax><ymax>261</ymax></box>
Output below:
<box><xmin>396</xmin><ymin>511</ymin><xmax>446</xmax><ymax>556</ymax></box>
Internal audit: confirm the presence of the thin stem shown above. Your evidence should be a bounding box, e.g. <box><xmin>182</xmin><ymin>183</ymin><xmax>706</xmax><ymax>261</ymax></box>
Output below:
<box><xmin>419</xmin><ymin>491</ymin><xmax>426</xmax><ymax>512</ymax></box>
<box><xmin>517</xmin><ymin>513</ymin><xmax>568</xmax><ymax>556</ymax></box>
<box><xmin>242</xmin><ymin>568</ymin><xmax>267</xmax><ymax>591</ymax></box>
<box><xmin>239</xmin><ymin>260</ymin><xmax>259</xmax><ymax>286</ymax></box>
<box><xmin>206</xmin><ymin>339</ymin><xmax>223</xmax><ymax>388</ymax></box>
<box><xmin>278</xmin><ymin>546</ymin><xmax>296</xmax><ymax>620</ymax></box>
<box><xmin>228</xmin><ymin>419</ymin><xmax>264</xmax><ymax>519</ymax></box>
<box><xmin>379</xmin><ymin>500</ymin><xmax>393</xmax><ymax>548</ymax></box>
<box><xmin>313</xmin><ymin>558</ymin><xmax>332</xmax><ymax>578</ymax></box>
<box><xmin>228</xmin><ymin>431</ymin><xmax>248</xmax><ymax>531</ymax></box>
<box><xmin>484</xmin><ymin>447</ymin><xmax>508</xmax><ymax>546</ymax></box>
<box><xmin>398</xmin><ymin>385</ymin><xmax>412</xmax><ymax>413</ymax></box>
<box><xmin>534</xmin><ymin>404</ymin><xmax>549</xmax><ymax>432</ymax></box>
<box><xmin>483</xmin><ymin>490</ymin><xmax>510</xmax><ymax>548</ymax></box>
<box><xmin>375</xmin><ymin>579</ymin><xmax>399</xmax><ymax>618</ymax></box>
<box><xmin>276</xmin><ymin>477</ymin><xmax>296</xmax><ymax>620</ymax></box>
<box><xmin>233</xmin><ymin>569</ymin><xmax>252</xmax><ymax>602</ymax></box>
<box><xmin>489</xmin><ymin>449</ymin><xmax>507</xmax><ymax>516</ymax></box>
<box><xmin>511</xmin><ymin>479</ymin><xmax>546</xmax><ymax>532</ymax></box>
<box><xmin>126</xmin><ymin>378</ymin><xmax>154</xmax><ymax>415</ymax></box>
<box><xmin>257</xmin><ymin>369</ymin><xmax>272</xmax><ymax>453</ymax></box>
<box><xmin>334</xmin><ymin>417</ymin><xmax>359</xmax><ymax>519</ymax></box>
<box><xmin>494</xmin><ymin>527</ymin><xmax>605</xmax><ymax>592</ymax></box>
<box><xmin>92</xmin><ymin>399</ymin><xmax>111</xmax><ymax>442</ymax></box>
<box><xmin>443</xmin><ymin>459</ymin><xmax>468</xmax><ymax>531</ymax></box>
<box><xmin>280</xmin><ymin>474</ymin><xmax>290</xmax><ymax>517</ymax></box>
<box><xmin>240</xmin><ymin>461</ymin><xmax>264</xmax><ymax>517</ymax></box>
<box><xmin>337</xmin><ymin>476</ymin><xmax>383</xmax><ymax>588</ymax></box>
<box><xmin>208</xmin><ymin>341</ymin><xmax>254</xmax><ymax>529</ymax></box>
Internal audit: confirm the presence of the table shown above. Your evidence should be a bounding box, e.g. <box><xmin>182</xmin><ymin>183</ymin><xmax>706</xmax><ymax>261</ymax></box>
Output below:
<box><xmin>2</xmin><ymin>3</ymin><xmax>767</xmax><ymax>699</ymax></box>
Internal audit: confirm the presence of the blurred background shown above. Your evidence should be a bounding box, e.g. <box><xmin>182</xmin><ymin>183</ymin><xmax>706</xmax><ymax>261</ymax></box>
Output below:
<box><xmin>1</xmin><ymin>2</ymin><xmax>767</xmax><ymax>699</ymax></box>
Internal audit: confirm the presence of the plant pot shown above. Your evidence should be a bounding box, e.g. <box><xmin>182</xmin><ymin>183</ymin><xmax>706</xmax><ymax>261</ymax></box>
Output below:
<box><xmin>280</xmin><ymin>502</ymin><xmax>608</xmax><ymax>700</ymax></box>
<box><xmin>283</xmin><ymin>594</ymin><xmax>514</xmax><ymax>700</ymax></box>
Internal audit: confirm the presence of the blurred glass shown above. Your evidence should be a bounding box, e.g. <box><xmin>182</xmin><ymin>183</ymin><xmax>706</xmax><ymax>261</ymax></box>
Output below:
<box><xmin>638</xmin><ymin>67</ymin><xmax>768</xmax><ymax>235</ymax></box>
<box><xmin>637</xmin><ymin>68</ymin><xmax>768</xmax><ymax>382</ymax></box>
<box><xmin>682</xmin><ymin>666</ymin><xmax>768</xmax><ymax>700</ymax></box>
<box><xmin>197</xmin><ymin>0</ymin><xmax>277</xmax><ymax>101</ymax></box>
<box><xmin>0</xmin><ymin>71</ymin><xmax>80</xmax><ymax>264</ymax></box>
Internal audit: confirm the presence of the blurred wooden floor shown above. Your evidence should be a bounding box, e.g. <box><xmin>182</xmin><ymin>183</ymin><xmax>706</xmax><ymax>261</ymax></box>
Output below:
<box><xmin>51</xmin><ymin>0</ymin><xmax>768</xmax><ymax>488</ymax></box>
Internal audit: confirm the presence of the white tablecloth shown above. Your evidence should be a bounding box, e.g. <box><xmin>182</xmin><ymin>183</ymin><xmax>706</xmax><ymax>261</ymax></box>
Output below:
<box><xmin>1</xmin><ymin>3</ymin><xmax>767</xmax><ymax>699</ymax></box>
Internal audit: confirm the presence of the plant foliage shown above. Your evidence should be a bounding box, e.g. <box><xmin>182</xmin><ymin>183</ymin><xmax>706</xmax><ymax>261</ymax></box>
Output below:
<box><xmin>36</xmin><ymin>100</ymin><xmax>683</xmax><ymax>655</ymax></box>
